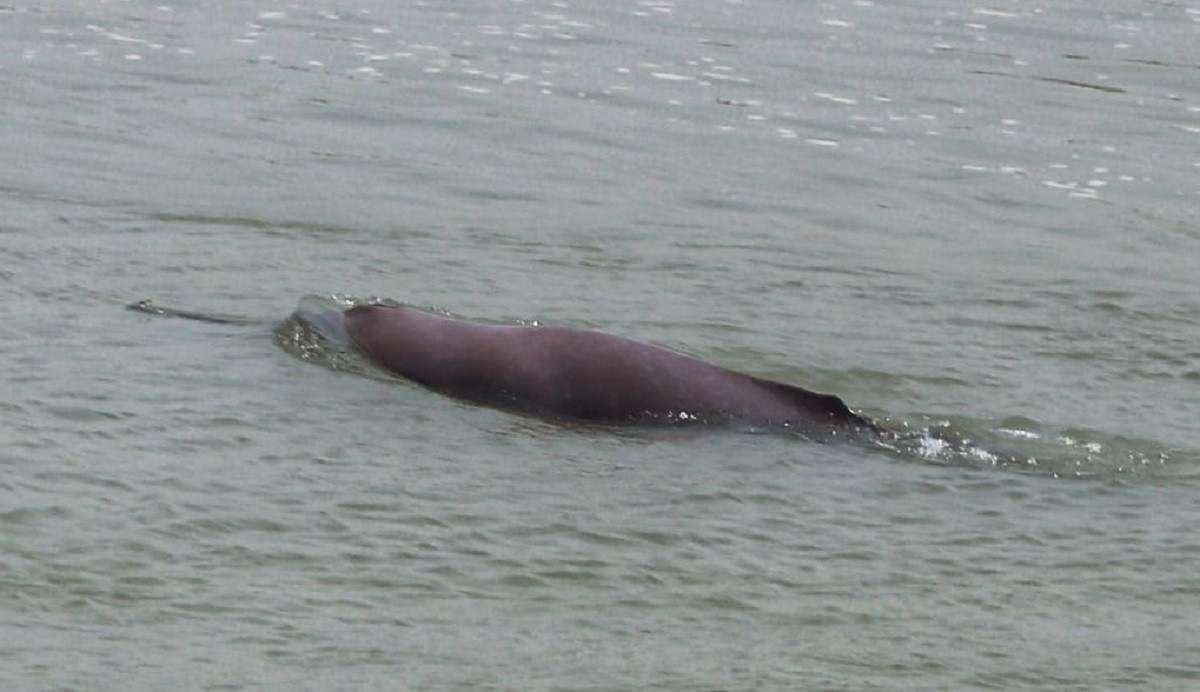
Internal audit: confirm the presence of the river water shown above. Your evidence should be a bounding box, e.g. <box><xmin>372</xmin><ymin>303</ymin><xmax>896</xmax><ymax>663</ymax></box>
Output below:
<box><xmin>3</xmin><ymin>0</ymin><xmax>1199</xmax><ymax>688</ymax></box>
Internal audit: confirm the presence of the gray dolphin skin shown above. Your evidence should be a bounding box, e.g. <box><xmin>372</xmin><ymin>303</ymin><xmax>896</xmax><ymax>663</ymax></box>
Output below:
<box><xmin>128</xmin><ymin>298</ymin><xmax>876</xmax><ymax>439</ymax></box>
<box><xmin>339</xmin><ymin>304</ymin><xmax>876</xmax><ymax>439</ymax></box>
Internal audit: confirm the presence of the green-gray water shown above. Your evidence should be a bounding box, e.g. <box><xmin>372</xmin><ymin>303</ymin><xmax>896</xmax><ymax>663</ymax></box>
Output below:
<box><xmin>4</xmin><ymin>0</ymin><xmax>1198</xmax><ymax>688</ymax></box>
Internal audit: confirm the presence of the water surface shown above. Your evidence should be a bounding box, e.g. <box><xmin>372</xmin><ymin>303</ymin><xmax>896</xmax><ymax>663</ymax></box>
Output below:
<box><xmin>3</xmin><ymin>0</ymin><xmax>1198</xmax><ymax>688</ymax></box>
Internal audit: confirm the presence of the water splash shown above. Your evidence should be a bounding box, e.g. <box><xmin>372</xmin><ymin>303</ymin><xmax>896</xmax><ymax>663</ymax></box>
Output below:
<box><xmin>867</xmin><ymin>416</ymin><xmax>1174</xmax><ymax>478</ymax></box>
<box><xmin>271</xmin><ymin>294</ymin><xmax>379</xmax><ymax>376</ymax></box>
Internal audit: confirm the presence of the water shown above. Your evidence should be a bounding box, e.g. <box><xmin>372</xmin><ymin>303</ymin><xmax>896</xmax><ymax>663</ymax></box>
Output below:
<box><xmin>3</xmin><ymin>0</ymin><xmax>1199</xmax><ymax>688</ymax></box>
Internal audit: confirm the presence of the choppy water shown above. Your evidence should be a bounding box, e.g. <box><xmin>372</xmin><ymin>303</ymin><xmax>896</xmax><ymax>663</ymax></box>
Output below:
<box><xmin>4</xmin><ymin>0</ymin><xmax>1199</xmax><ymax>688</ymax></box>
